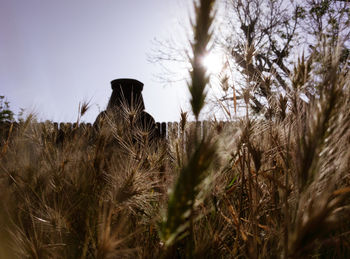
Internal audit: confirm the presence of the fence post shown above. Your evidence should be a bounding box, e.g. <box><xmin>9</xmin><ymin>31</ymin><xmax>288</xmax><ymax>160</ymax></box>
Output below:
<box><xmin>156</xmin><ymin>122</ymin><xmax>161</xmax><ymax>138</ymax></box>
<box><xmin>161</xmin><ymin>122</ymin><xmax>167</xmax><ymax>139</ymax></box>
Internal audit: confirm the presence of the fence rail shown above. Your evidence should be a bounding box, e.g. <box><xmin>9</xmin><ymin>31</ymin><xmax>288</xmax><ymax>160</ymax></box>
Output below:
<box><xmin>0</xmin><ymin>120</ymin><xmax>239</xmax><ymax>143</ymax></box>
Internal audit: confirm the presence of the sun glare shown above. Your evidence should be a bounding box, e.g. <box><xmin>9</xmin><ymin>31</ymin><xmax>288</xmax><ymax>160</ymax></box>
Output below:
<box><xmin>201</xmin><ymin>52</ymin><xmax>224</xmax><ymax>74</ymax></box>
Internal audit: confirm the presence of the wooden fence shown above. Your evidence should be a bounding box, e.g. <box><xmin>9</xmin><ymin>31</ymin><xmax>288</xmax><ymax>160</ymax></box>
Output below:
<box><xmin>0</xmin><ymin>120</ymin><xmax>238</xmax><ymax>144</ymax></box>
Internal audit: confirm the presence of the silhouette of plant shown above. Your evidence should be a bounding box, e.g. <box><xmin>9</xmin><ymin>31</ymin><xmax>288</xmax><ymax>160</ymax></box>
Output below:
<box><xmin>0</xmin><ymin>95</ymin><xmax>14</xmax><ymax>123</ymax></box>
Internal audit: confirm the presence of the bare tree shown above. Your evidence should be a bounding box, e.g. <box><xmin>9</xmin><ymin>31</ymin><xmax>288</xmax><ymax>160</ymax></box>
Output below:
<box><xmin>218</xmin><ymin>0</ymin><xmax>349</xmax><ymax>117</ymax></box>
<box><xmin>150</xmin><ymin>0</ymin><xmax>350</xmax><ymax>119</ymax></box>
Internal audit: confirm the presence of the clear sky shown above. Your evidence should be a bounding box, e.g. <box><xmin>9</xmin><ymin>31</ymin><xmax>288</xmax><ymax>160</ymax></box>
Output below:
<box><xmin>0</xmin><ymin>0</ymin><xmax>190</xmax><ymax>123</ymax></box>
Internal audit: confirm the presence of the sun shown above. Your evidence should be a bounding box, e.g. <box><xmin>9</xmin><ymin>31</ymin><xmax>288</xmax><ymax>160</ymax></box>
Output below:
<box><xmin>201</xmin><ymin>51</ymin><xmax>224</xmax><ymax>74</ymax></box>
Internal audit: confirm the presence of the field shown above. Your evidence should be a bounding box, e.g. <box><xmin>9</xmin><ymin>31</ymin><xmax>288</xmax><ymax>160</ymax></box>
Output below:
<box><xmin>1</xmin><ymin>0</ymin><xmax>350</xmax><ymax>258</ymax></box>
<box><xmin>1</xmin><ymin>59</ymin><xmax>350</xmax><ymax>258</ymax></box>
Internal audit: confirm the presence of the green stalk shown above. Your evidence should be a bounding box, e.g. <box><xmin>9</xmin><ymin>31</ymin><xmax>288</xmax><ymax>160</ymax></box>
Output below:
<box><xmin>159</xmin><ymin>0</ymin><xmax>216</xmax><ymax>257</ymax></box>
<box><xmin>189</xmin><ymin>0</ymin><xmax>215</xmax><ymax>121</ymax></box>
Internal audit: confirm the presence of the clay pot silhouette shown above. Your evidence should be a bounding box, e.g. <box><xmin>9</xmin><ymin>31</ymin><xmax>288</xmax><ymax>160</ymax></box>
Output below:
<box><xmin>107</xmin><ymin>78</ymin><xmax>145</xmax><ymax>111</ymax></box>
<box><xmin>94</xmin><ymin>78</ymin><xmax>157</xmax><ymax>139</ymax></box>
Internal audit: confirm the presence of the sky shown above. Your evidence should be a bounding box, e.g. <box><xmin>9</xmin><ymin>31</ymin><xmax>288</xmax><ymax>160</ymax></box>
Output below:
<box><xmin>0</xmin><ymin>0</ymin><xmax>191</xmax><ymax>123</ymax></box>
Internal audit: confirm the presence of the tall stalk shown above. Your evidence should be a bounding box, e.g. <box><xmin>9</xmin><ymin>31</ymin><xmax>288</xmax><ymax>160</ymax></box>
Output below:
<box><xmin>189</xmin><ymin>0</ymin><xmax>215</xmax><ymax>122</ymax></box>
<box><xmin>160</xmin><ymin>0</ymin><xmax>216</xmax><ymax>257</ymax></box>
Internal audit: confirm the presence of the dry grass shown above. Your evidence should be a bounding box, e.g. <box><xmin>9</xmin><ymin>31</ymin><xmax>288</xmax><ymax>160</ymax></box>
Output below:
<box><xmin>1</xmin><ymin>0</ymin><xmax>350</xmax><ymax>258</ymax></box>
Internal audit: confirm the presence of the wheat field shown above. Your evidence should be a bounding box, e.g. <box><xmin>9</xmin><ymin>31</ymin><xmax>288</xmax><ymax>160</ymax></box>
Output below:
<box><xmin>1</xmin><ymin>0</ymin><xmax>350</xmax><ymax>258</ymax></box>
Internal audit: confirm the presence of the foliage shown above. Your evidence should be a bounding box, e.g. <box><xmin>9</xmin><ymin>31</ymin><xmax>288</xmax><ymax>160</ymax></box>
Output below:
<box><xmin>1</xmin><ymin>0</ymin><xmax>350</xmax><ymax>258</ymax></box>
<box><xmin>0</xmin><ymin>96</ymin><xmax>14</xmax><ymax>123</ymax></box>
